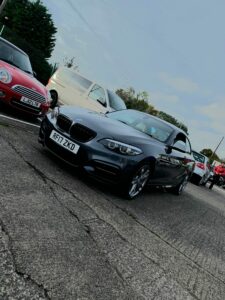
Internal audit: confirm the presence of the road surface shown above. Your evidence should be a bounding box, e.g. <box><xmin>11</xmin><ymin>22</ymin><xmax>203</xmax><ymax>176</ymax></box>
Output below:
<box><xmin>0</xmin><ymin>112</ymin><xmax>225</xmax><ymax>300</ymax></box>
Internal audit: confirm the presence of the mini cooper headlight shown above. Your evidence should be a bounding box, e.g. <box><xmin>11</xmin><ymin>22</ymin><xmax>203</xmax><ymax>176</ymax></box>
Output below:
<box><xmin>99</xmin><ymin>139</ymin><xmax>142</xmax><ymax>156</ymax></box>
<box><xmin>0</xmin><ymin>68</ymin><xmax>12</xmax><ymax>84</ymax></box>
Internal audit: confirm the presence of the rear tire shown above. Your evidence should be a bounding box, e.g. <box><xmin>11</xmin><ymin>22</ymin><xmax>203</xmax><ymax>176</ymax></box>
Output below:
<box><xmin>171</xmin><ymin>175</ymin><xmax>189</xmax><ymax>195</ymax></box>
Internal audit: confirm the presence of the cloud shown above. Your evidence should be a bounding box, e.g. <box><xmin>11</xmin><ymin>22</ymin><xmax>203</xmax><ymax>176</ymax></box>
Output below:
<box><xmin>150</xmin><ymin>91</ymin><xmax>179</xmax><ymax>104</ymax></box>
<box><xmin>159</xmin><ymin>72</ymin><xmax>200</xmax><ymax>93</ymax></box>
<box><xmin>188</xmin><ymin>118</ymin><xmax>225</xmax><ymax>158</ymax></box>
<box><xmin>197</xmin><ymin>96</ymin><xmax>225</xmax><ymax>134</ymax></box>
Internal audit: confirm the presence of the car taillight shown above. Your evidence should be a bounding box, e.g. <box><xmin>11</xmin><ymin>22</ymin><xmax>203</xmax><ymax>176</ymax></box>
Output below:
<box><xmin>196</xmin><ymin>162</ymin><xmax>205</xmax><ymax>170</ymax></box>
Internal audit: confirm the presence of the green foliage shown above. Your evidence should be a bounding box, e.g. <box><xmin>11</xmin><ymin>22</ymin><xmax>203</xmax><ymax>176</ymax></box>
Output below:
<box><xmin>200</xmin><ymin>148</ymin><xmax>221</xmax><ymax>163</ymax></box>
<box><xmin>116</xmin><ymin>88</ymin><xmax>157</xmax><ymax>115</ymax></box>
<box><xmin>0</xmin><ymin>0</ymin><xmax>57</xmax><ymax>84</ymax></box>
<box><xmin>116</xmin><ymin>87</ymin><xmax>188</xmax><ymax>133</ymax></box>
<box><xmin>157</xmin><ymin>111</ymin><xmax>188</xmax><ymax>134</ymax></box>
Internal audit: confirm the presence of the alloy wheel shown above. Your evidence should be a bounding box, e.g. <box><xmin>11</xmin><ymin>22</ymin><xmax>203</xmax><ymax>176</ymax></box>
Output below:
<box><xmin>128</xmin><ymin>165</ymin><xmax>150</xmax><ymax>199</ymax></box>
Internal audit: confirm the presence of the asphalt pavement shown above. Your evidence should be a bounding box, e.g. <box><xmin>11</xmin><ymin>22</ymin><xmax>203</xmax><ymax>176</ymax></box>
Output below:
<box><xmin>0</xmin><ymin>111</ymin><xmax>225</xmax><ymax>300</ymax></box>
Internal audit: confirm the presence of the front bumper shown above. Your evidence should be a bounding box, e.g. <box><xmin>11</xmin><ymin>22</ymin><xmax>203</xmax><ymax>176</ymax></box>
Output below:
<box><xmin>0</xmin><ymin>82</ymin><xmax>49</xmax><ymax>116</ymax></box>
<box><xmin>39</xmin><ymin>116</ymin><xmax>141</xmax><ymax>184</ymax></box>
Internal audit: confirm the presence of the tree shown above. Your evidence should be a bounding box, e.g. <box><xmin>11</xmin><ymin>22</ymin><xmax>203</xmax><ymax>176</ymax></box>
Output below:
<box><xmin>157</xmin><ymin>111</ymin><xmax>188</xmax><ymax>134</ymax></box>
<box><xmin>0</xmin><ymin>0</ymin><xmax>57</xmax><ymax>84</ymax></box>
<box><xmin>200</xmin><ymin>148</ymin><xmax>221</xmax><ymax>163</ymax></box>
<box><xmin>116</xmin><ymin>88</ymin><xmax>157</xmax><ymax>115</ymax></box>
<box><xmin>116</xmin><ymin>87</ymin><xmax>188</xmax><ymax>132</ymax></box>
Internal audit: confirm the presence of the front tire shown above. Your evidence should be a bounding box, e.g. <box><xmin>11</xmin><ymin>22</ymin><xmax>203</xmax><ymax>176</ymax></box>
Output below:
<box><xmin>124</xmin><ymin>164</ymin><xmax>150</xmax><ymax>199</ymax></box>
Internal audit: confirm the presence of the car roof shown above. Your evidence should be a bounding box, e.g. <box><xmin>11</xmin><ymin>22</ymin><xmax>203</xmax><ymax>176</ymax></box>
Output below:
<box><xmin>0</xmin><ymin>37</ymin><xmax>28</xmax><ymax>57</ymax></box>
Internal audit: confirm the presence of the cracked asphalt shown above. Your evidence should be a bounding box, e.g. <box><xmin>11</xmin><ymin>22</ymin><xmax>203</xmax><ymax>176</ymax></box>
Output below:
<box><xmin>0</xmin><ymin>114</ymin><xmax>225</xmax><ymax>300</ymax></box>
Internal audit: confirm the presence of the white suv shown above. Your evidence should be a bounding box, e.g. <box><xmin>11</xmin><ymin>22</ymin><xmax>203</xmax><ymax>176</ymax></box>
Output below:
<box><xmin>47</xmin><ymin>67</ymin><xmax>126</xmax><ymax>113</ymax></box>
<box><xmin>191</xmin><ymin>150</ymin><xmax>209</xmax><ymax>185</ymax></box>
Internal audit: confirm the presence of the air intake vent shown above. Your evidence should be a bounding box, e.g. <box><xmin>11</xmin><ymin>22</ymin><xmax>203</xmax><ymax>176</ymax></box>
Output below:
<box><xmin>56</xmin><ymin>114</ymin><xmax>72</xmax><ymax>132</ymax></box>
<box><xmin>70</xmin><ymin>123</ymin><xmax>96</xmax><ymax>143</ymax></box>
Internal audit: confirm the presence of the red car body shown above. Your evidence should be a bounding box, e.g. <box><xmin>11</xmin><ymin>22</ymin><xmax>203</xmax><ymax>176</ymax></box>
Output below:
<box><xmin>0</xmin><ymin>37</ymin><xmax>50</xmax><ymax>116</ymax></box>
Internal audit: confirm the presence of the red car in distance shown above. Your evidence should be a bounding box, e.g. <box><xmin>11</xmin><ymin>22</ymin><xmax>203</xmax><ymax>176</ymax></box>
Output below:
<box><xmin>0</xmin><ymin>37</ymin><xmax>51</xmax><ymax>117</ymax></box>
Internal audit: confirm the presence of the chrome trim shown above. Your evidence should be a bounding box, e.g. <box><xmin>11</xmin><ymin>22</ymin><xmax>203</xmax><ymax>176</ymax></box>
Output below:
<box><xmin>11</xmin><ymin>85</ymin><xmax>46</xmax><ymax>103</ymax></box>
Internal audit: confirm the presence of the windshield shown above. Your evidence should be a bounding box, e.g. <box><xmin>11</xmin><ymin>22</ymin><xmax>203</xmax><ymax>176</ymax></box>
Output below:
<box><xmin>107</xmin><ymin>110</ymin><xmax>174</xmax><ymax>142</ymax></box>
<box><xmin>0</xmin><ymin>40</ymin><xmax>33</xmax><ymax>74</ymax></box>
<box><xmin>107</xmin><ymin>90</ymin><xmax>126</xmax><ymax>110</ymax></box>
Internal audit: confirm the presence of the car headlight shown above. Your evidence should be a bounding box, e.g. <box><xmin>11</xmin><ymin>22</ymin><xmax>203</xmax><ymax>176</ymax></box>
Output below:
<box><xmin>50</xmin><ymin>106</ymin><xmax>59</xmax><ymax>119</ymax></box>
<box><xmin>99</xmin><ymin>139</ymin><xmax>142</xmax><ymax>156</ymax></box>
<box><xmin>0</xmin><ymin>68</ymin><xmax>12</xmax><ymax>84</ymax></box>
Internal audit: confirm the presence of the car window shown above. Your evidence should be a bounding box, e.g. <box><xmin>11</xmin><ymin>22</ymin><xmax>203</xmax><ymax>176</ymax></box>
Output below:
<box><xmin>192</xmin><ymin>151</ymin><xmax>205</xmax><ymax>163</ymax></box>
<box><xmin>88</xmin><ymin>84</ymin><xmax>107</xmax><ymax>107</ymax></box>
<box><xmin>59</xmin><ymin>68</ymin><xmax>92</xmax><ymax>92</ymax></box>
<box><xmin>107</xmin><ymin>90</ymin><xmax>126</xmax><ymax>110</ymax></box>
<box><xmin>173</xmin><ymin>133</ymin><xmax>188</xmax><ymax>152</ymax></box>
<box><xmin>173</xmin><ymin>140</ymin><xmax>186</xmax><ymax>152</ymax></box>
<box><xmin>70</xmin><ymin>71</ymin><xmax>92</xmax><ymax>90</ymax></box>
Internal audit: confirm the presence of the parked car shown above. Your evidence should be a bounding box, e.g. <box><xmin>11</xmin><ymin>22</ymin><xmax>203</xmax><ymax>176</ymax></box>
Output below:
<box><xmin>0</xmin><ymin>37</ymin><xmax>51</xmax><ymax>117</ymax></box>
<box><xmin>47</xmin><ymin>67</ymin><xmax>126</xmax><ymax>113</ymax></box>
<box><xmin>191</xmin><ymin>150</ymin><xmax>209</xmax><ymax>185</ymax></box>
<box><xmin>39</xmin><ymin>107</ymin><xmax>195</xmax><ymax>199</ymax></box>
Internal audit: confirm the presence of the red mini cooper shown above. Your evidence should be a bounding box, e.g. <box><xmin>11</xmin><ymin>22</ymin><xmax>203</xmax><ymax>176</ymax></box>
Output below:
<box><xmin>0</xmin><ymin>37</ymin><xmax>51</xmax><ymax>117</ymax></box>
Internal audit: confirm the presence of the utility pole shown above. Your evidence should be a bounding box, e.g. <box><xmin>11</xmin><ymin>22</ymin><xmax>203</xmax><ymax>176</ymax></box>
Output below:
<box><xmin>210</xmin><ymin>136</ymin><xmax>224</xmax><ymax>164</ymax></box>
<box><xmin>0</xmin><ymin>0</ymin><xmax>8</xmax><ymax>15</ymax></box>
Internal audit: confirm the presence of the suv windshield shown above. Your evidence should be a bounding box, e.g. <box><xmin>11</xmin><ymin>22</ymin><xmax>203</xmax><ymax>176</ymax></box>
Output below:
<box><xmin>107</xmin><ymin>90</ymin><xmax>126</xmax><ymax>110</ymax></box>
<box><xmin>0</xmin><ymin>39</ymin><xmax>33</xmax><ymax>74</ymax></box>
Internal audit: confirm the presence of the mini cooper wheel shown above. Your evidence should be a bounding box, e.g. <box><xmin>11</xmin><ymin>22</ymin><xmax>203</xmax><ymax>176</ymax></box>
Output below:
<box><xmin>125</xmin><ymin>164</ymin><xmax>150</xmax><ymax>199</ymax></box>
<box><xmin>172</xmin><ymin>175</ymin><xmax>189</xmax><ymax>195</ymax></box>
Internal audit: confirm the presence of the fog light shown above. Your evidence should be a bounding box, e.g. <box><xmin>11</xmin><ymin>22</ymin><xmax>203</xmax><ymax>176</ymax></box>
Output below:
<box><xmin>0</xmin><ymin>90</ymin><xmax>6</xmax><ymax>97</ymax></box>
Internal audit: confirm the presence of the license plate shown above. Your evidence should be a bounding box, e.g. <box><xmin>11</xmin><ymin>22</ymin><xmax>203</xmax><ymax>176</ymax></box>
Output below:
<box><xmin>20</xmin><ymin>96</ymin><xmax>41</xmax><ymax>108</ymax></box>
<box><xmin>50</xmin><ymin>130</ymin><xmax>80</xmax><ymax>154</ymax></box>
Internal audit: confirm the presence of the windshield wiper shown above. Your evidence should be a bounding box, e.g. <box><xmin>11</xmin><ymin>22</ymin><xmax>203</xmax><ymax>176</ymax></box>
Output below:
<box><xmin>23</xmin><ymin>70</ymin><xmax>33</xmax><ymax>75</ymax></box>
<box><xmin>118</xmin><ymin>120</ymin><xmax>129</xmax><ymax>125</ymax></box>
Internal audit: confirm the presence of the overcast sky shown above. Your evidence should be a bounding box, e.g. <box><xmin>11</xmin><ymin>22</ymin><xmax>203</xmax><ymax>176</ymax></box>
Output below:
<box><xmin>42</xmin><ymin>0</ymin><xmax>225</xmax><ymax>158</ymax></box>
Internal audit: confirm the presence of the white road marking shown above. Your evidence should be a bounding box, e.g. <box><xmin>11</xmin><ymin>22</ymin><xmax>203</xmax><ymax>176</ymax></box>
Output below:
<box><xmin>0</xmin><ymin>114</ymin><xmax>40</xmax><ymax>128</ymax></box>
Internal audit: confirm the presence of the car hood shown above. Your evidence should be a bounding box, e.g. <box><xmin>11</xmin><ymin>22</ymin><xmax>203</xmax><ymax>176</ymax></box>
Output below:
<box><xmin>59</xmin><ymin>106</ymin><xmax>160</xmax><ymax>146</ymax></box>
<box><xmin>0</xmin><ymin>60</ymin><xmax>47</xmax><ymax>97</ymax></box>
